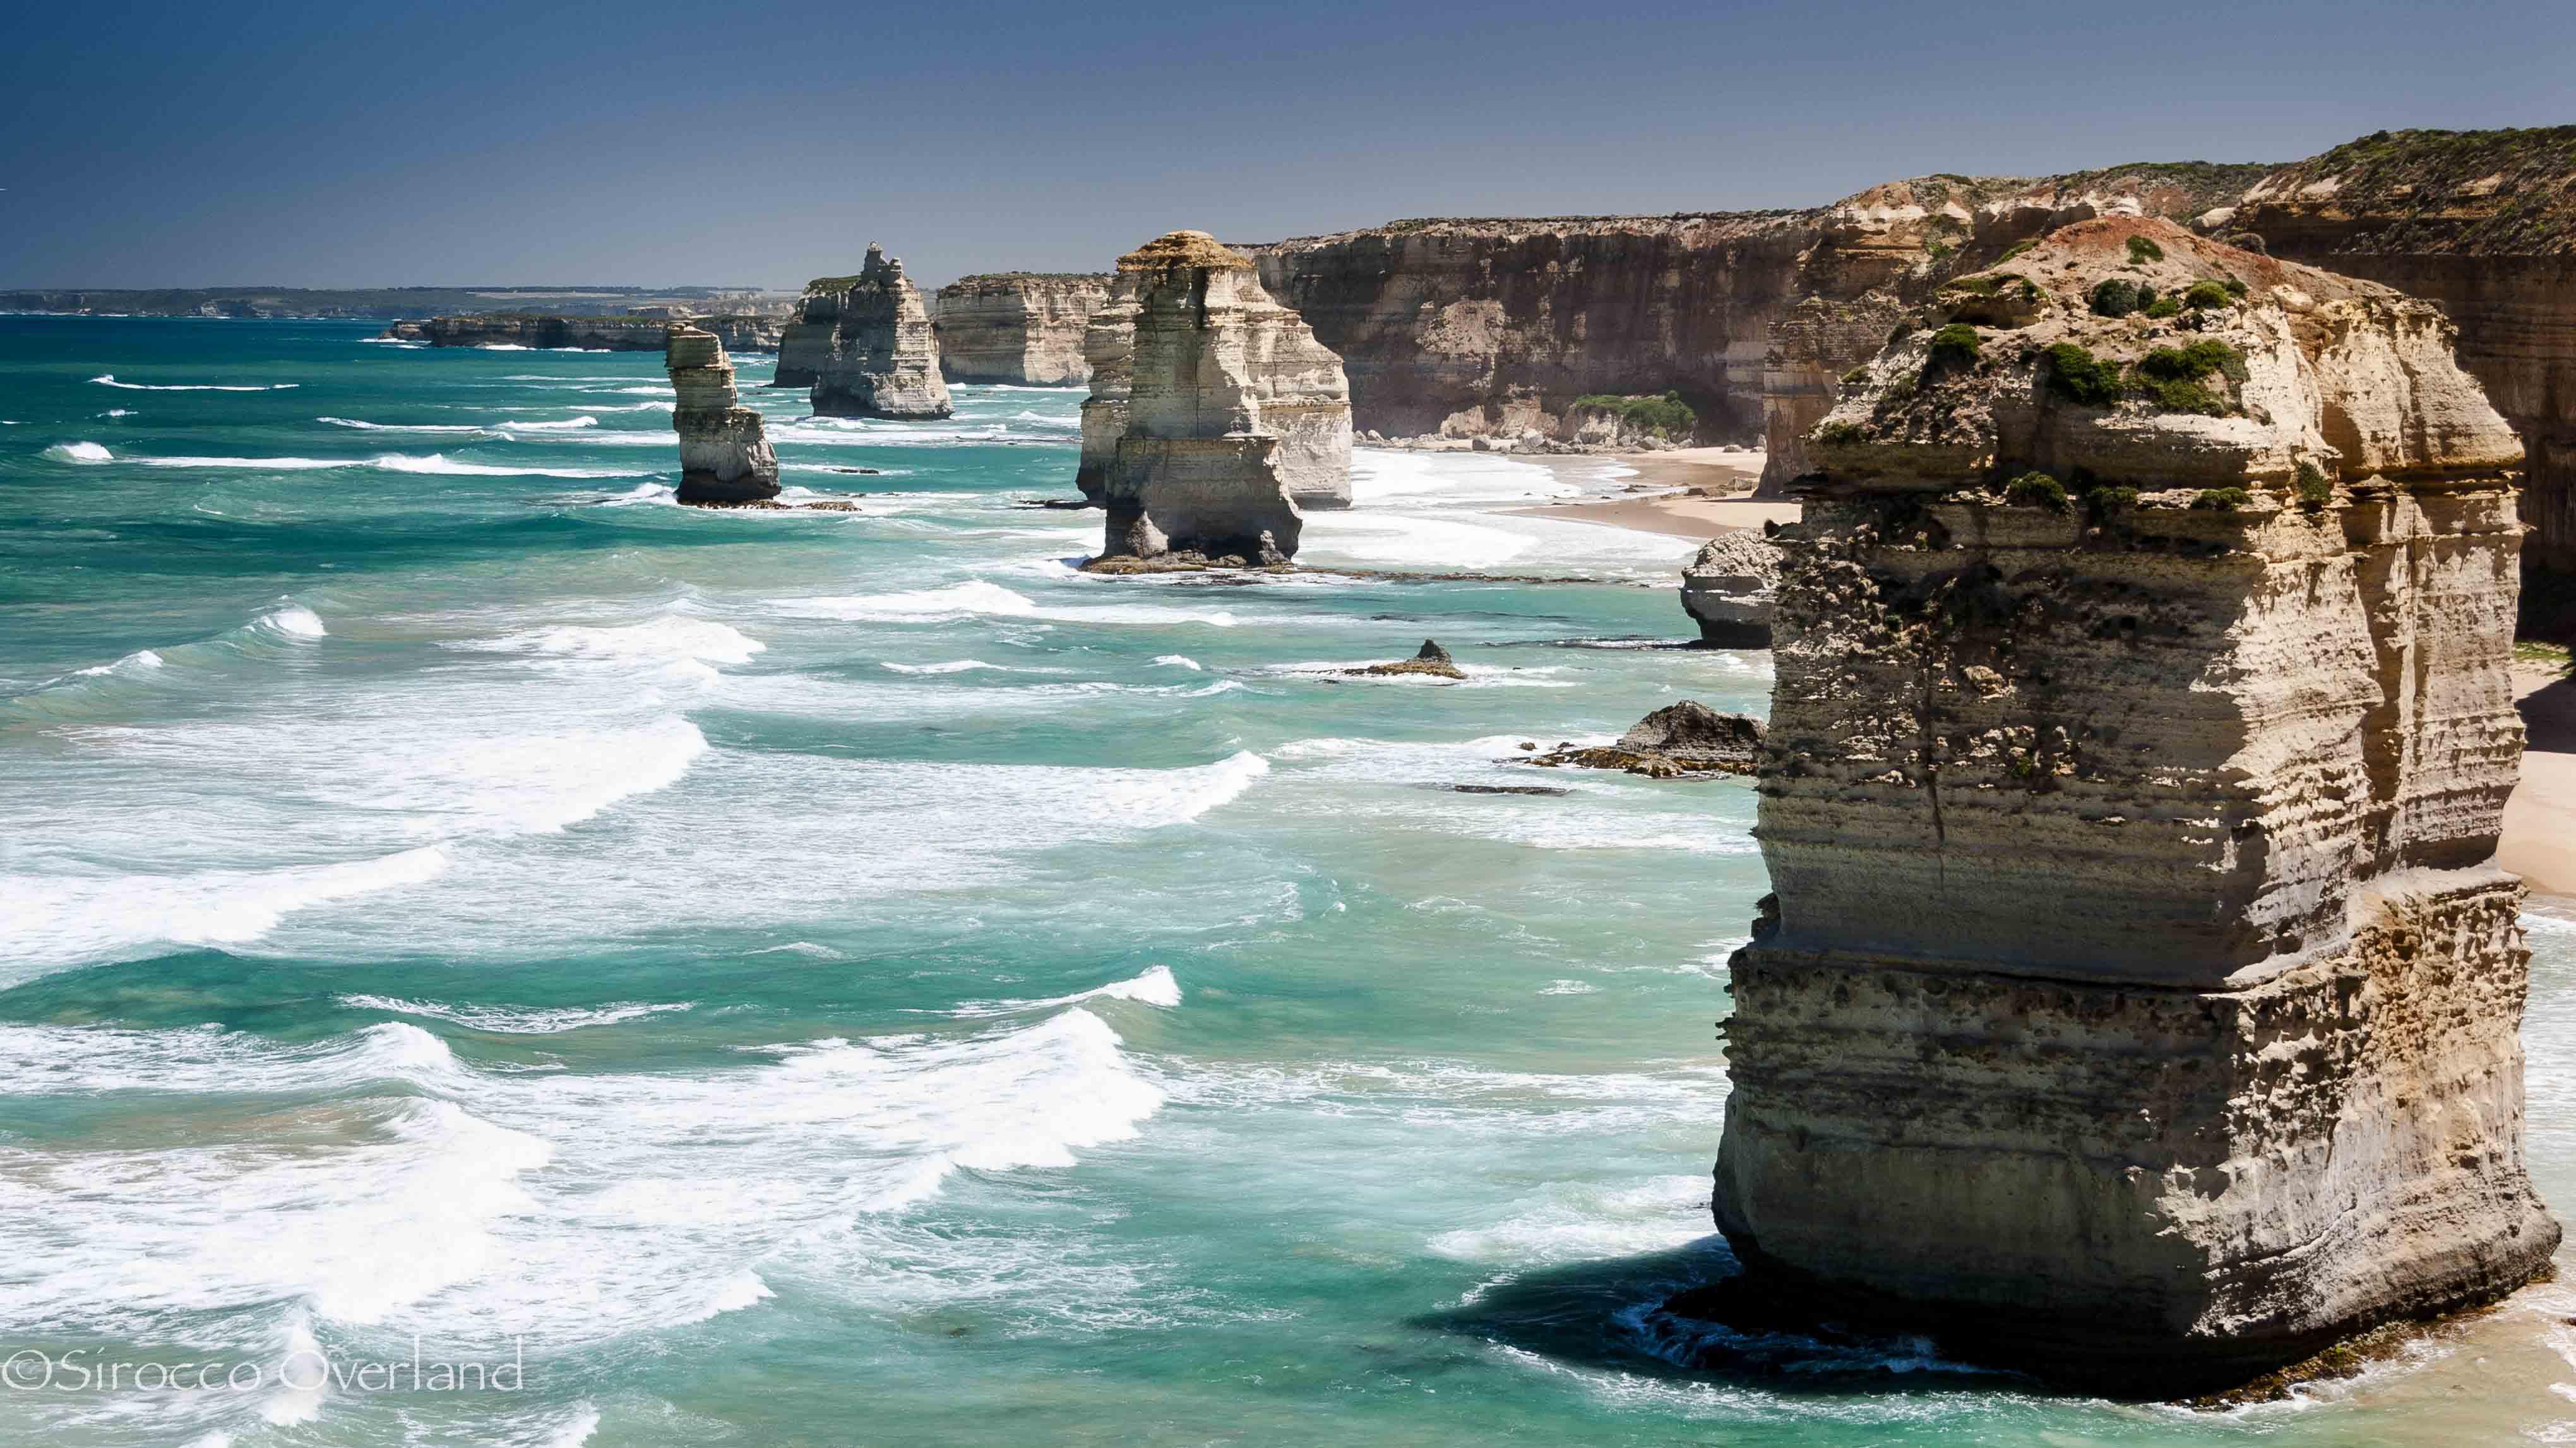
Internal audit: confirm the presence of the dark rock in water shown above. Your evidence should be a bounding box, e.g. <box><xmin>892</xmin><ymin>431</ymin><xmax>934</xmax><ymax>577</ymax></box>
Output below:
<box><xmin>1519</xmin><ymin>699</ymin><xmax>1763</xmax><ymax>778</ymax></box>
<box><xmin>1082</xmin><ymin>549</ymin><xmax>1294</xmax><ymax>575</ymax></box>
<box><xmin>1449</xmin><ymin>783</ymin><xmax>1570</xmax><ymax>796</ymax></box>
<box><xmin>1347</xmin><ymin>637</ymin><xmax>1467</xmax><ymax>679</ymax></box>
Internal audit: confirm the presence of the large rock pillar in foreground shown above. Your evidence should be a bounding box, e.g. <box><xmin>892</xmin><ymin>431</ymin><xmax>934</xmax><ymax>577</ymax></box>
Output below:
<box><xmin>811</xmin><ymin>244</ymin><xmax>953</xmax><ymax>419</ymax></box>
<box><xmin>1095</xmin><ymin>230</ymin><xmax>1350</xmax><ymax>562</ymax></box>
<box><xmin>1711</xmin><ymin>217</ymin><xmax>2556</xmax><ymax>1393</ymax></box>
<box><xmin>666</xmin><ymin>325</ymin><xmax>780</xmax><ymax>505</ymax></box>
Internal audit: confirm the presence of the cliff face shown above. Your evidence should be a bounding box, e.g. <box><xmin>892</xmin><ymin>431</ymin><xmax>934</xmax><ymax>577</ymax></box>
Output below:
<box><xmin>1075</xmin><ymin>276</ymin><xmax>1139</xmax><ymax>502</ymax></box>
<box><xmin>770</xmin><ymin>283</ymin><xmax>845</xmax><ymax>388</ymax></box>
<box><xmin>2225</xmin><ymin>128</ymin><xmax>2576</xmax><ymax>587</ymax></box>
<box><xmin>930</xmin><ymin>273</ymin><xmax>1112</xmax><ymax>385</ymax></box>
<box><xmin>1094</xmin><ymin>230</ymin><xmax>1349</xmax><ymax>562</ymax></box>
<box><xmin>393</xmin><ymin>314</ymin><xmax>783</xmax><ymax>352</ymax></box>
<box><xmin>1255</xmin><ymin>214</ymin><xmax>1814</xmax><ymax>442</ymax></box>
<box><xmin>665</xmin><ymin>325</ymin><xmax>779</xmax><ymax>505</ymax></box>
<box><xmin>810</xmin><ymin>246</ymin><xmax>953</xmax><ymax>419</ymax></box>
<box><xmin>1710</xmin><ymin>218</ymin><xmax>2555</xmax><ymax>1392</ymax></box>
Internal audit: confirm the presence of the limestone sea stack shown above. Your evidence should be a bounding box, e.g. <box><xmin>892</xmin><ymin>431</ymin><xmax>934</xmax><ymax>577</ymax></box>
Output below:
<box><xmin>1094</xmin><ymin>231</ymin><xmax>1352</xmax><ymax>563</ymax></box>
<box><xmin>666</xmin><ymin>325</ymin><xmax>780</xmax><ymax>505</ymax></box>
<box><xmin>1707</xmin><ymin>216</ymin><xmax>2556</xmax><ymax>1392</ymax></box>
<box><xmin>1074</xmin><ymin>275</ymin><xmax>1140</xmax><ymax>504</ymax></box>
<box><xmin>931</xmin><ymin>273</ymin><xmax>1112</xmax><ymax>384</ymax></box>
<box><xmin>810</xmin><ymin>245</ymin><xmax>953</xmax><ymax>419</ymax></box>
<box><xmin>1679</xmin><ymin>531</ymin><xmax>1778</xmax><ymax>646</ymax></box>
<box><xmin>770</xmin><ymin>279</ymin><xmax>848</xmax><ymax>388</ymax></box>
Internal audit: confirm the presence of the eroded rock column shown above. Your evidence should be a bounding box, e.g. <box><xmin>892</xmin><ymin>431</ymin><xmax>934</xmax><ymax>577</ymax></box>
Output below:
<box><xmin>1710</xmin><ymin>217</ymin><xmax>2556</xmax><ymax>1393</ymax></box>
<box><xmin>811</xmin><ymin>244</ymin><xmax>953</xmax><ymax>419</ymax></box>
<box><xmin>667</xmin><ymin>325</ymin><xmax>780</xmax><ymax>505</ymax></box>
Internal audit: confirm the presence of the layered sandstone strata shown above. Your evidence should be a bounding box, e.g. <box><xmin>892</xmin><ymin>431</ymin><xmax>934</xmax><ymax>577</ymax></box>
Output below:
<box><xmin>1074</xmin><ymin>275</ymin><xmax>1140</xmax><ymax>503</ymax></box>
<box><xmin>1679</xmin><ymin>531</ymin><xmax>1777</xmax><ymax>646</ymax></box>
<box><xmin>1094</xmin><ymin>231</ymin><xmax>1352</xmax><ymax>562</ymax></box>
<box><xmin>665</xmin><ymin>325</ymin><xmax>779</xmax><ymax>505</ymax></box>
<box><xmin>931</xmin><ymin>273</ymin><xmax>1112</xmax><ymax>384</ymax></box>
<box><xmin>2225</xmin><ymin>128</ymin><xmax>2576</xmax><ymax>603</ymax></box>
<box><xmin>392</xmin><ymin>313</ymin><xmax>783</xmax><ymax>352</ymax></box>
<box><xmin>809</xmin><ymin>245</ymin><xmax>953</xmax><ymax>419</ymax></box>
<box><xmin>770</xmin><ymin>280</ymin><xmax>847</xmax><ymax>388</ymax></box>
<box><xmin>1708</xmin><ymin>217</ymin><xmax>2556</xmax><ymax>1392</ymax></box>
<box><xmin>1097</xmin><ymin>229</ymin><xmax>1360</xmax><ymax>559</ymax></box>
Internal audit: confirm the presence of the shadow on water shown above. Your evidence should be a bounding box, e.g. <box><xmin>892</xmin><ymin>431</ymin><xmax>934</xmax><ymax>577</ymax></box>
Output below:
<box><xmin>1411</xmin><ymin>1235</ymin><xmax>2023</xmax><ymax>1398</ymax></box>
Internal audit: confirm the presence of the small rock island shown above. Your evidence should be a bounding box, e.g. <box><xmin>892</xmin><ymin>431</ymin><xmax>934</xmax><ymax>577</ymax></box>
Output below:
<box><xmin>802</xmin><ymin>245</ymin><xmax>953</xmax><ymax>420</ymax></box>
<box><xmin>666</xmin><ymin>324</ymin><xmax>780</xmax><ymax>506</ymax></box>
<box><xmin>1705</xmin><ymin>217</ymin><xmax>2558</xmax><ymax>1393</ymax></box>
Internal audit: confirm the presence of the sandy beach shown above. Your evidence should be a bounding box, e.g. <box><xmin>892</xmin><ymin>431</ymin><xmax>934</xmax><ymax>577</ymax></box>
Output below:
<box><xmin>2506</xmin><ymin>659</ymin><xmax>2576</xmax><ymax>898</ymax></box>
<box><xmin>1509</xmin><ymin>447</ymin><xmax>1797</xmax><ymax>538</ymax></box>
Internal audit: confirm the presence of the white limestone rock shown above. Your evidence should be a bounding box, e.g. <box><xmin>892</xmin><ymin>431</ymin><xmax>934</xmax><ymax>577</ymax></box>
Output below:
<box><xmin>666</xmin><ymin>325</ymin><xmax>780</xmax><ymax>505</ymax></box>
<box><xmin>811</xmin><ymin>244</ymin><xmax>953</xmax><ymax>420</ymax></box>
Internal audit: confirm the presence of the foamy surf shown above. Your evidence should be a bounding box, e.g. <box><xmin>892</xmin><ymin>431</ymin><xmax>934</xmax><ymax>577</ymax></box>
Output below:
<box><xmin>950</xmin><ymin>965</ymin><xmax>1183</xmax><ymax>1018</ymax></box>
<box><xmin>43</xmin><ymin>441</ymin><xmax>113</xmax><ymax>463</ymax></box>
<box><xmin>0</xmin><ymin>845</ymin><xmax>451</xmax><ymax>977</ymax></box>
<box><xmin>337</xmin><ymin>995</ymin><xmax>695</xmax><ymax>1033</ymax></box>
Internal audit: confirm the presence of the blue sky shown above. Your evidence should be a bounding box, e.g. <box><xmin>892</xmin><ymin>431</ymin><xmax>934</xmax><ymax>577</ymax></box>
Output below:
<box><xmin>4</xmin><ymin>0</ymin><xmax>2570</xmax><ymax>288</ymax></box>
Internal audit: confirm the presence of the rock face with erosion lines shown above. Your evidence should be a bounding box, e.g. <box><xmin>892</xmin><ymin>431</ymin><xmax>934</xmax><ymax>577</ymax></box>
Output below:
<box><xmin>1705</xmin><ymin>216</ymin><xmax>2557</xmax><ymax>1394</ymax></box>
<box><xmin>1092</xmin><ymin>231</ymin><xmax>1352</xmax><ymax>564</ymax></box>
<box><xmin>808</xmin><ymin>245</ymin><xmax>953</xmax><ymax>420</ymax></box>
<box><xmin>930</xmin><ymin>273</ymin><xmax>1113</xmax><ymax>384</ymax></box>
<box><xmin>666</xmin><ymin>325</ymin><xmax>780</xmax><ymax>506</ymax></box>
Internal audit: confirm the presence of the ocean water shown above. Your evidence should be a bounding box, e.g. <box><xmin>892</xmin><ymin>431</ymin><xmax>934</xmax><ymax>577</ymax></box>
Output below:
<box><xmin>1</xmin><ymin>316</ymin><xmax>2571</xmax><ymax>1448</ymax></box>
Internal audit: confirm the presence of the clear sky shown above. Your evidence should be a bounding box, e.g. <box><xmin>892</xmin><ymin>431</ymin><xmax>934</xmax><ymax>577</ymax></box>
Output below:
<box><xmin>5</xmin><ymin>0</ymin><xmax>2571</xmax><ymax>289</ymax></box>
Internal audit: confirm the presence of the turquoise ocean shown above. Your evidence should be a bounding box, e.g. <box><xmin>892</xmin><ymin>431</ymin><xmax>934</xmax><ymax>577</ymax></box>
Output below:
<box><xmin>3</xmin><ymin>316</ymin><xmax>2572</xmax><ymax>1447</ymax></box>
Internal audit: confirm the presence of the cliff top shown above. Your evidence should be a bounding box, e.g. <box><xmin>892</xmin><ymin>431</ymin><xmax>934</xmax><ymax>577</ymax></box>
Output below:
<box><xmin>2238</xmin><ymin>126</ymin><xmax>2576</xmax><ymax>256</ymax></box>
<box><xmin>938</xmin><ymin>272</ymin><xmax>1113</xmax><ymax>292</ymax></box>
<box><xmin>1254</xmin><ymin>211</ymin><xmax>1815</xmax><ymax>249</ymax></box>
<box><xmin>1811</xmin><ymin>215</ymin><xmax>2520</xmax><ymax>490</ymax></box>
<box><xmin>1119</xmin><ymin>230</ymin><xmax>1255</xmax><ymax>272</ymax></box>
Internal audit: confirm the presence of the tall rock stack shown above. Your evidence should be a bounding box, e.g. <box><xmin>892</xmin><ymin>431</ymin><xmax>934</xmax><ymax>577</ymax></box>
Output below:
<box><xmin>771</xmin><ymin>279</ymin><xmax>849</xmax><ymax>389</ymax></box>
<box><xmin>811</xmin><ymin>244</ymin><xmax>953</xmax><ymax>419</ymax></box>
<box><xmin>931</xmin><ymin>273</ymin><xmax>1113</xmax><ymax>384</ymax></box>
<box><xmin>1074</xmin><ymin>275</ymin><xmax>1139</xmax><ymax>504</ymax></box>
<box><xmin>1094</xmin><ymin>231</ymin><xmax>1352</xmax><ymax>562</ymax></box>
<box><xmin>666</xmin><ymin>325</ymin><xmax>780</xmax><ymax>505</ymax></box>
<box><xmin>1708</xmin><ymin>217</ymin><xmax>2556</xmax><ymax>1392</ymax></box>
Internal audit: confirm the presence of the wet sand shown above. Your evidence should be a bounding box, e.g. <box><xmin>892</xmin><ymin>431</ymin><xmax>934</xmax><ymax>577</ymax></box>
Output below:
<box><xmin>1510</xmin><ymin>448</ymin><xmax>1793</xmax><ymax>538</ymax></box>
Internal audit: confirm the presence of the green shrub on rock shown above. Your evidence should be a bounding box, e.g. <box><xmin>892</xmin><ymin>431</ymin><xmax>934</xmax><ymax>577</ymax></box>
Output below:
<box><xmin>2090</xmin><ymin>279</ymin><xmax>2142</xmax><ymax>317</ymax></box>
<box><xmin>2295</xmin><ymin>461</ymin><xmax>2333</xmax><ymax>509</ymax></box>
<box><xmin>2144</xmin><ymin>296</ymin><xmax>2183</xmax><ymax>318</ymax></box>
<box><xmin>1570</xmin><ymin>391</ymin><xmax>1697</xmax><ymax>439</ymax></box>
<box><xmin>2044</xmin><ymin>343</ymin><xmax>2123</xmax><ymax>406</ymax></box>
<box><xmin>2087</xmin><ymin>484</ymin><xmax>2141</xmax><ymax>509</ymax></box>
<box><xmin>2191</xmin><ymin>487</ymin><xmax>2253</xmax><ymax>511</ymax></box>
<box><xmin>2128</xmin><ymin>235</ymin><xmax>2166</xmax><ymax>264</ymax></box>
<box><xmin>1924</xmin><ymin>324</ymin><xmax>1983</xmax><ymax>374</ymax></box>
<box><xmin>2184</xmin><ymin>280</ymin><xmax>2234</xmax><ymax>310</ymax></box>
<box><xmin>2004</xmin><ymin>472</ymin><xmax>2069</xmax><ymax>510</ymax></box>
<box><xmin>1816</xmin><ymin>420</ymin><xmax>1868</xmax><ymax>446</ymax></box>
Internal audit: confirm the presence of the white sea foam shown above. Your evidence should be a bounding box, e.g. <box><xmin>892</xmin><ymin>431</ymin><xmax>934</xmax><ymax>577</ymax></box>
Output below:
<box><xmin>951</xmin><ymin>965</ymin><xmax>1183</xmax><ymax>1018</ymax></box>
<box><xmin>1429</xmin><ymin>1175</ymin><xmax>1711</xmax><ymax>1266</ymax></box>
<box><xmin>781</xmin><ymin>579</ymin><xmax>1244</xmax><ymax>628</ymax></box>
<box><xmin>880</xmin><ymin>658</ymin><xmax>1003</xmax><ymax>674</ymax></box>
<box><xmin>317</xmin><ymin>416</ymin><xmax>494</xmax><ymax>435</ymax></box>
<box><xmin>101</xmin><ymin>408</ymin><xmax>134</xmax><ymax>417</ymax></box>
<box><xmin>498</xmin><ymin>415</ymin><xmax>600</xmax><ymax>432</ymax></box>
<box><xmin>44</xmin><ymin>441</ymin><xmax>113</xmax><ymax>463</ymax></box>
<box><xmin>336</xmin><ymin>995</ymin><xmax>695</xmax><ymax>1033</ymax></box>
<box><xmin>45</xmin><ymin>447</ymin><xmax>641</xmax><ymax>477</ymax></box>
<box><xmin>476</xmin><ymin>343</ymin><xmax>532</xmax><ymax>351</ymax></box>
<box><xmin>369</xmin><ymin>453</ymin><xmax>645</xmax><ymax>478</ymax></box>
<box><xmin>72</xmin><ymin>648</ymin><xmax>165</xmax><ymax>678</ymax></box>
<box><xmin>492</xmin><ymin>616</ymin><xmax>765</xmax><ymax>667</ymax></box>
<box><xmin>1151</xmin><ymin>655</ymin><xmax>1203</xmax><ymax>670</ymax></box>
<box><xmin>90</xmin><ymin>374</ymin><xmax>299</xmax><ymax>391</ymax></box>
<box><xmin>261</xmin><ymin>605</ymin><xmax>328</xmax><ymax>638</ymax></box>
<box><xmin>0</xmin><ymin>846</ymin><xmax>450</xmax><ymax>977</ymax></box>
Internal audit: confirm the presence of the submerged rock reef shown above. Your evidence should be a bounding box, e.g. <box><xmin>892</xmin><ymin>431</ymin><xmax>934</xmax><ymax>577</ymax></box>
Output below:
<box><xmin>665</xmin><ymin>324</ymin><xmax>779</xmax><ymax>506</ymax></box>
<box><xmin>805</xmin><ymin>246</ymin><xmax>953</xmax><ymax>419</ymax></box>
<box><xmin>931</xmin><ymin>273</ymin><xmax>1112</xmax><ymax>384</ymax></box>
<box><xmin>1707</xmin><ymin>217</ymin><xmax>2557</xmax><ymax>1394</ymax></box>
<box><xmin>1090</xmin><ymin>231</ymin><xmax>1352</xmax><ymax>565</ymax></box>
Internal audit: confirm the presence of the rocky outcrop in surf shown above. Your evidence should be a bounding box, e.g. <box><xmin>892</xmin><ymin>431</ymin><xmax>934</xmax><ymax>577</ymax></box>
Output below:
<box><xmin>931</xmin><ymin>273</ymin><xmax>1112</xmax><ymax>385</ymax></box>
<box><xmin>385</xmin><ymin>313</ymin><xmax>784</xmax><ymax>352</ymax></box>
<box><xmin>1705</xmin><ymin>217</ymin><xmax>2555</xmax><ymax>1394</ymax></box>
<box><xmin>1075</xmin><ymin>276</ymin><xmax>1140</xmax><ymax>504</ymax></box>
<box><xmin>1090</xmin><ymin>231</ymin><xmax>1351</xmax><ymax>564</ymax></box>
<box><xmin>1679</xmin><ymin>531</ymin><xmax>1777</xmax><ymax>646</ymax></box>
<box><xmin>1522</xmin><ymin>700</ymin><xmax>1763</xmax><ymax>777</ymax></box>
<box><xmin>666</xmin><ymin>325</ymin><xmax>780</xmax><ymax>506</ymax></box>
<box><xmin>809</xmin><ymin>246</ymin><xmax>953</xmax><ymax>419</ymax></box>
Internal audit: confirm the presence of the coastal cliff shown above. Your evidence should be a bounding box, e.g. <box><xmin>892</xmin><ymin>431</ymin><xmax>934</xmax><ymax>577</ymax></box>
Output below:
<box><xmin>1092</xmin><ymin>230</ymin><xmax>1343</xmax><ymax>562</ymax></box>
<box><xmin>386</xmin><ymin>314</ymin><xmax>783</xmax><ymax>352</ymax></box>
<box><xmin>1707</xmin><ymin>217</ymin><xmax>2556</xmax><ymax>1392</ymax></box>
<box><xmin>809</xmin><ymin>245</ymin><xmax>953</xmax><ymax>419</ymax></box>
<box><xmin>1075</xmin><ymin>276</ymin><xmax>1140</xmax><ymax>502</ymax></box>
<box><xmin>931</xmin><ymin>273</ymin><xmax>1112</xmax><ymax>384</ymax></box>
<box><xmin>2224</xmin><ymin>128</ymin><xmax>2576</xmax><ymax>614</ymax></box>
<box><xmin>771</xmin><ymin>281</ymin><xmax>846</xmax><ymax>388</ymax></box>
